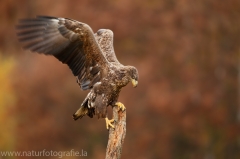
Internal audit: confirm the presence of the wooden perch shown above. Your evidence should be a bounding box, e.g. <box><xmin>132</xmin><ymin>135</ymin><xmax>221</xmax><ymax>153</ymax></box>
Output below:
<box><xmin>105</xmin><ymin>106</ymin><xmax>126</xmax><ymax>159</ymax></box>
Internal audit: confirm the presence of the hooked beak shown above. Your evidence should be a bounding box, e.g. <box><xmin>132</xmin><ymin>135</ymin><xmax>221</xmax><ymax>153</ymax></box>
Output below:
<box><xmin>131</xmin><ymin>79</ymin><xmax>138</xmax><ymax>88</ymax></box>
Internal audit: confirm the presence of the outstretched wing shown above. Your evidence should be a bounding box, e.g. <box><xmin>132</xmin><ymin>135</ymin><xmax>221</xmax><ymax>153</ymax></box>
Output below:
<box><xmin>16</xmin><ymin>16</ymin><xmax>109</xmax><ymax>90</ymax></box>
<box><xmin>94</xmin><ymin>29</ymin><xmax>122</xmax><ymax>66</ymax></box>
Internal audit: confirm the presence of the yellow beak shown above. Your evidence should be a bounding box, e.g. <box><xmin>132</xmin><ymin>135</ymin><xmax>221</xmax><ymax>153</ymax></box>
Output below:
<box><xmin>131</xmin><ymin>79</ymin><xmax>138</xmax><ymax>88</ymax></box>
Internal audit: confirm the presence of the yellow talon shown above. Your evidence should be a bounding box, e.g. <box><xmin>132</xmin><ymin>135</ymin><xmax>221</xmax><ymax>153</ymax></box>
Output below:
<box><xmin>105</xmin><ymin>117</ymin><xmax>115</xmax><ymax>129</ymax></box>
<box><xmin>115</xmin><ymin>102</ymin><xmax>126</xmax><ymax>111</ymax></box>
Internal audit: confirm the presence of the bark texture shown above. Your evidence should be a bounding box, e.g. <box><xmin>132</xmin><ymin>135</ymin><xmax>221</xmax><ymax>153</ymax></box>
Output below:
<box><xmin>105</xmin><ymin>106</ymin><xmax>126</xmax><ymax>159</ymax></box>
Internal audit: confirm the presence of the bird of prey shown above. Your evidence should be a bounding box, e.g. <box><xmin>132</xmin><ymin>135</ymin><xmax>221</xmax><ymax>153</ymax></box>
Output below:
<box><xmin>16</xmin><ymin>16</ymin><xmax>139</xmax><ymax>129</ymax></box>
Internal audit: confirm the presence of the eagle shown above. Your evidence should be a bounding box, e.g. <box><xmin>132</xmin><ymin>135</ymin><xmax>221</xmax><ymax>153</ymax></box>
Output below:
<box><xmin>16</xmin><ymin>16</ymin><xmax>139</xmax><ymax>129</ymax></box>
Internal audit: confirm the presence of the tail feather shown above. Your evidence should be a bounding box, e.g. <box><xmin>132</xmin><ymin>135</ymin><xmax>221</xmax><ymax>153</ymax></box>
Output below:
<box><xmin>73</xmin><ymin>99</ymin><xmax>95</xmax><ymax>120</ymax></box>
<box><xmin>73</xmin><ymin>106</ymin><xmax>88</xmax><ymax>120</ymax></box>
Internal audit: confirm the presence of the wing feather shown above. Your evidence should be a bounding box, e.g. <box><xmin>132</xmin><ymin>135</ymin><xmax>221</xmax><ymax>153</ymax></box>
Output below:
<box><xmin>95</xmin><ymin>29</ymin><xmax>121</xmax><ymax>65</ymax></box>
<box><xmin>16</xmin><ymin>16</ymin><xmax>108</xmax><ymax>90</ymax></box>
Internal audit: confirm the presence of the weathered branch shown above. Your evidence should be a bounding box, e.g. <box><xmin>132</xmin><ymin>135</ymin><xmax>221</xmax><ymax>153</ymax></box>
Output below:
<box><xmin>105</xmin><ymin>106</ymin><xmax>126</xmax><ymax>159</ymax></box>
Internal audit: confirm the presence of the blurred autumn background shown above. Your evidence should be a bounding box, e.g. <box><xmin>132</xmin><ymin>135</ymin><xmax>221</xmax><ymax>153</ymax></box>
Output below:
<box><xmin>0</xmin><ymin>0</ymin><xmax>240</xmax><ymax>159</ymax></box>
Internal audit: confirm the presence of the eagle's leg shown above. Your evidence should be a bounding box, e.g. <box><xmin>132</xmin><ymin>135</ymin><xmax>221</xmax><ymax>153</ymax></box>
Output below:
<box><xmin>115</xmin><ymin>102</ymin><xmax>126</xmax><ymax>111</ymax></box>
<box><xmin>105</xmin><ymin>117</ymin><xmax>115</xmax><ymax>129</ymax></box>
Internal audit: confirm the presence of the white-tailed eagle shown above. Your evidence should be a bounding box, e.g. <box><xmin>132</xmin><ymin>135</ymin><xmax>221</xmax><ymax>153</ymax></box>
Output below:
<box><xmin>16</xmin><ymin>16</ymin><xmax>139</xmax><ymax>129</ymax></box>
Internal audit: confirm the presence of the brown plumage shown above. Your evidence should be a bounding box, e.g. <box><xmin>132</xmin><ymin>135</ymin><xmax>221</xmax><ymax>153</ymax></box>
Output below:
<box><xmin>16</xmin><ymin>16</ymin><xmax>139</xmax><ymax>128</ymax></box>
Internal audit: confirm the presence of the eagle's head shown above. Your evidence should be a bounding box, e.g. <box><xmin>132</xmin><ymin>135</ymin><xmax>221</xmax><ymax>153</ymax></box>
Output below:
<box><xmin>118</xmin><ymin>66</ymin><xmax>138</xmax><ymax>88</ymax></box>
<box><xmin>127</xmin><ymin>66</ymin><xmax>139</xmax><ymax>88</ymax></box>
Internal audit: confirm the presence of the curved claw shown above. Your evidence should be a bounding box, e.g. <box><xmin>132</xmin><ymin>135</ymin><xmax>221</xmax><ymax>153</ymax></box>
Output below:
<box><xmin>115</xmin><ymin>102</ymin><xmax>126</xmax><ymax>111</ymax></box>
<box><xmin>105</xmin><ymin>117</ymin><xmax>115</xmax><ymax>129</ymax></box>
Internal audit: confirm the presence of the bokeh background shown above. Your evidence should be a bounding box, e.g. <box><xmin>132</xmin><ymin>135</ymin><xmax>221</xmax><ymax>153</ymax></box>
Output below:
<box><xmin>0</xmin><ymin>0</ymin><xmax>240</xmax><ymax>159</ymax></box>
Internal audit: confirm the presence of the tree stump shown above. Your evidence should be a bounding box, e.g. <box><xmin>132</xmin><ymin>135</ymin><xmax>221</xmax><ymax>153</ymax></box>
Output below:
<box><xmin>105</xmin><ymin>106</ymin><xmax>126</xmax><ymax>159</ymax></box>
